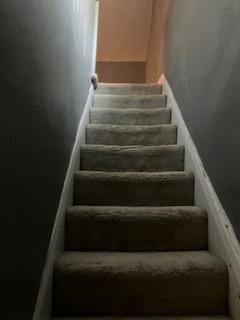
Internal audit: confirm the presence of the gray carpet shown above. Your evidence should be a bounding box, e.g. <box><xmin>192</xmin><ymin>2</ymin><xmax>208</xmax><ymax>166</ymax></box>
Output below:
<box><xmin>95</xmin><ymin>83</ymin><xmax>163</xmax><ymax>95</ymax></box>
<box><xmin>80</xmin><ymin>145</ymin><xmax>184</xmax><ymax>172</ymax></box>
<box><xmin>52</xmin><ymin>83</ymin><xmax>230</xmax><ymax>319</ymax></box>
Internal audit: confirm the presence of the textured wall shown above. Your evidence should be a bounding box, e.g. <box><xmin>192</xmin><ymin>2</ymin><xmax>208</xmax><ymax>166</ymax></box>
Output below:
<box><xmin>0</xmin><ymin>0</ymin><xmax>96</xmax><ymax>319</ymax></box>
<box><xmin>97</xmin><ymin>0</ymin><xmax>153</xmax><ymax>62</ymax></box>
<box><xmin>164</xmin><ymin>0</ymin><xmax>240</xmax><ymax>240</ymax></box>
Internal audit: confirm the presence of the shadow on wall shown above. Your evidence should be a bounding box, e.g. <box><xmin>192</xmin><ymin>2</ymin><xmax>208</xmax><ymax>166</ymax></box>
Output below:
<box><xmin>146</xmin><ymin>0</ymin><xmax>171</xmax><ymax>83</ymax></box>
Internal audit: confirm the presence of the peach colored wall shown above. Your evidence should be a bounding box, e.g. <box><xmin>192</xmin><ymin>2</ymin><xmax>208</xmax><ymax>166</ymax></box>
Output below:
<box><xmin>97</xmin><ymin>0</ymin><xmax>153</xmax><ymax>62</ymax></box>
<box><xmin>146</xmin><ymin>0</ymin><xmax>171</xmax><ymax>83</ymax></box>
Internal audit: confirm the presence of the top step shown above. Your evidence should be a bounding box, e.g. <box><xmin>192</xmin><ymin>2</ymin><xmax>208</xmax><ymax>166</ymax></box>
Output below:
<box><xmin>96</xmin><ymin>83</ymin><xmax>162</xmax><ymax>95</ymax></box>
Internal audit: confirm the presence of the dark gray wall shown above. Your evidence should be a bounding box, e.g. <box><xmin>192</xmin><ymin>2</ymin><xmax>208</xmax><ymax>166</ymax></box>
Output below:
<box><xmin>165</xmin><ymin>0</ymin><xmax>240</xmax><ymax>240</ymax></box>
<box><xmin>0</xmin><ymin>0</ymin><xmax>96</xmax><ymax>319</ymax></box>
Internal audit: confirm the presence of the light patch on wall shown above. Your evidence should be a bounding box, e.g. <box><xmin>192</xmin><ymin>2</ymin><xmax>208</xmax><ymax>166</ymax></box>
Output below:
<box><xmin>72</xmin><ymin>0</ymin><xmax>89</xmax><ymax>56</ymax></box>
<box><xmin>83</xmin><ymin>0</ymin><xmax>89</xmax><ymax>56</ymax></box>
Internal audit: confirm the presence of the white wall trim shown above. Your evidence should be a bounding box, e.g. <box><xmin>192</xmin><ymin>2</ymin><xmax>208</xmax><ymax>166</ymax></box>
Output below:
<box><xmin>161</xmin><ymin>74</ymin><xmax>240</xmax><ymax>320</ymax></box>
<box><xmin>32</xmin><ymin>85</ymin><xmax>93</xmax><ymax>320</ymax></box>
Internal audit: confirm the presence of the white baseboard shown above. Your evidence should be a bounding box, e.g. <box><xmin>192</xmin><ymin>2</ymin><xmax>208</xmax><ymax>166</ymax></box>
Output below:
<box><xmin>161</xmin><ymin>74</ymin><xmax>240</xmax><ymax>320</ymax></box>
<box><xmin>32</xmin><ymin>85</ymin><xmax>93</xmax><ymax>320</ymax></box>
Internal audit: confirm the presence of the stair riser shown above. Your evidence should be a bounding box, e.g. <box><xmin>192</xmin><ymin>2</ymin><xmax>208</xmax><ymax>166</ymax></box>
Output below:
<box><xmin>96</xmin><ymin>84</ymin><xmax>162</xmax><ymax>95</ymax></box>
<box><xmin>74</xmin><ymin>173</ymin><xmax>194</xmax><ymax>206</ymax></box>
<box><xmin>65</xmin><ymin>207</ymin><xmax>208</xmax><ymax>251</ymax></box>
<box><xmin>86</xmin><ymin>125</ymin><xmax>177</xmax><ymax>146</ymax></box>
<box><xmin>89</xmin><ymin>109</ymin><xmax>171</xmax><ymax>125</ymax></box>
<box><xmin>53</xmin><ymin>268</ymin><xmax>227</xmax><ymax>316</ymax></box>
<box><xmin>93</xmin><ymin>95</ymin><xmax>167</xmax><ymax>109</ymax></box>
<box><xmin>80</xmin><ymin>146</ymin><xmax>184</xmax><ymax>172</ymax></box>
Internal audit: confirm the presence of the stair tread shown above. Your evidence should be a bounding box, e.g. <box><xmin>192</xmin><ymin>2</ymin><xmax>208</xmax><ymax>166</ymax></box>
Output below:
<box><xmin>98</xmin><ymin>83</ymin><xmax>162</xmax><ymax>88</ymax></box>
<box><xmin>90</xmin><ymin>107</ymin><xmax>171</xmax><ymax>113</ymax></box>
<box><xmin>67</xmin><ymin>205</ymin><xmax>206</xmax><ymax>216</ymax></box>
<box><xmin>75</xmin><ymin>170</ymin><xmax>194</xmax><ymax>180</ymax></box>
<box><xmin>96</xmin><ymin>83</ymin><xmax>162</xmax><ymax>95</ymax></box>
<box><xmin>74</xmin><ymin>171</ymin><xmax>194</xmax><ymax>206</ymax></box>
<box><xmin>55</xmin><ymin>251</ymin><xmax>226</xmax><ymax>273</ymax></box>
<box><xmin>93</xmin><ymin>94</ymin><xmax>167</xmax><ymax>109</ymax></box>
<box><xmin>80</xmin><ymin>145</ymin><xmax>184</xmax><ymax>172</ymax></box>
<box><xmin>90</xmin><ymin>108</ymin><xmax>171</xmax><ymax>125</ymax></box>
<box><xmin>86</xmin><ymin>124</ymin><xmax>177</xmax><ymax>146</ymax></box>
<box><xmin>65</xmin><ymin>206</ymin><xmax>207</xmax><ymax>251</ymax></box>
<box><xmin>53</xmin><ymin>250</ymin><xmax>227</xmax><ymax>316</ymax></box>
<box><xmin>81</xmin><ymin>144</ymin><xmax>183</xmax><ymax>151</ymax></box>
<box><xmin>94</xmin><ymin>93</ymin><xmax>165</xmax><ymax>97</ymax></box>
<box><xmin>87</xmin><ymin>124</ymin><xmax>176</xmax><ymax>129</ymax></box>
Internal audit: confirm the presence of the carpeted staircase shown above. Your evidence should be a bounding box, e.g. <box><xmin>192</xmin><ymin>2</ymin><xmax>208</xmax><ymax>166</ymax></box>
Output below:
<box><xmin>52</xmin><ymin>83</ymin><xmax>231</xmax><ymax>320</ymax></box>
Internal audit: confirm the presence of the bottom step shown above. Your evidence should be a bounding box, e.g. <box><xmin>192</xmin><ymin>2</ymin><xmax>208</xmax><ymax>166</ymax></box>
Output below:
<box><xmin>53</xmin><ymin>317</ymin><xmax>231</xmax><ymax>320</ymax></box>
<box><xmin>53</xmin><ymin>251</ymin><xmax>228</xmax><ymax>316</ymax></box>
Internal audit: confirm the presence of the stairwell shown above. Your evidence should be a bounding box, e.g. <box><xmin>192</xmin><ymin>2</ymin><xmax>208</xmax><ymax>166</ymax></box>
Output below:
<box><xmin>52</xmin><ymin>83</ymin><xmax>230</xmax><ymax>320</ymax></box>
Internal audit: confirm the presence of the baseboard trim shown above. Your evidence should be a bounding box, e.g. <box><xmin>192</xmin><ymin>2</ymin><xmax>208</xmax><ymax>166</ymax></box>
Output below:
<box><xmin>32</xmin><ymin>85</ymin><xmax>94</xmax><ymax>320</ymax></box>
<box><xmin>161</xmin><ymin>74</ymin><xmax>240</xmax><ymax>320</ymax></box>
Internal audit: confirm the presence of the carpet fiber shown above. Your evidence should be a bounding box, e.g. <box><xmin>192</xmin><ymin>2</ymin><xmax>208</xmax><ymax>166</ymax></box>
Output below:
<box><xmin>52</xmin><ymin>83</ymin><xmax>231</xmax><ymax>320</ymax></box>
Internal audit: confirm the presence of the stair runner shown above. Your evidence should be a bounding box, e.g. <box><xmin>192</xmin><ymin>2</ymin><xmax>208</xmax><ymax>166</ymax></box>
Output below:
<box><xmin>52</xmin><ymin>83</ymin><xmax>231</xmax><ymax>320</ymax></box>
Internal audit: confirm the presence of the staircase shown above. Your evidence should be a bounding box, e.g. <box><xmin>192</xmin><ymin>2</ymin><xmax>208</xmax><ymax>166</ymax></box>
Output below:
<box><xmin>52</xmin><ymin>83</ymin><xmax>230</xmax><ymax>320</ymax></box>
